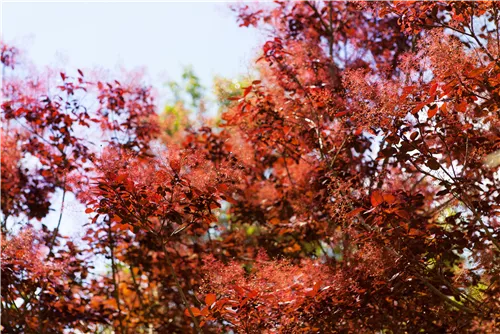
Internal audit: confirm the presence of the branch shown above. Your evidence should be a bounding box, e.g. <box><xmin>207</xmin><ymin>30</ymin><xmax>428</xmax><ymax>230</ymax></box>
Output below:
<box><xmin>159</xmin><ymin>235</ymin><xmax>202</xmax><ymax>333</ymax></box>
<box><xmin>107</xmin><ymin>221</ymin><xmax>126</xmax><ymax>334</ymax></box>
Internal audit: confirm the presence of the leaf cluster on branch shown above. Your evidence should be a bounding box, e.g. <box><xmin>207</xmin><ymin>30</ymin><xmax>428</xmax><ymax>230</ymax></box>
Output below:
<box><xmin>2</xmin><ymin>1</ymin><xmax>500</xmax><ymax>333</ymax></box>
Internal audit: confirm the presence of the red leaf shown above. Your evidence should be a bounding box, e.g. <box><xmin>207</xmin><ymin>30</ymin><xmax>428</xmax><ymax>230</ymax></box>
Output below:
<box><xmin>456</xmin><ymin>100</ymin><xmax>468</xmax><ymax>113</ymax></box>
<box><xmin>412</xmin><ymin>102</ymin><xmax>427</xmax><ymax>115</ymax></box>
<box><xmin>429</xmin><ymin>82</ymin><xmax>438</xmax><ymax>96</ymax></box>
<box><xmin>402</xmin><ymin>85</ymin><xmax>415</xmax><ymax>95</ymax></box>
<box><xmin>205</xmin><ymin>293</ymin><xmax>216</xmax><ymax>306</ymax></box>
<box><xmin>426</xmin><ymin>158</ymin><xmax>440</xmax><ymax>170</ymax></box>
<box><xmin>170</xmin><ymin>159</ymin><xmax>181</xmax><ymax>174</ymax></box>
<box><xmin>115</xmin><ymin>173</ymin><xmax>127</xmax><ymax>183</ymax></box>
<box><xmin>347</xmin><ymin>207</ymin><xmax>364</xmax><ymax>218</ymax></box>
<box><xmin>408</xmin><ymin>228</ymin><xmax>423</xmax><ymax>236</ymax></box>
<box><xmin>247</xmin><ymin>290</ymin><xmax>258</xmax><ymax>299</ymax></box>
<box><xmin>395</xmin><ymin>210</ymin><xmax>410</xmax><ymax>220</ymax></box>
<box><xmin>243</xmin><ymin>86</ymin><xmax>252</xmax><ymax>97</ymax></box>
<box><xmin>85</xmin><ymin>208</ymin><xmax>93</xmax><ymax>214</ymax></box>
<box><xmin>200</xmin><ymin>307</ymin><xmax>209</xmax><ymax>317</ymax></box>
<box><xmin>427</xmin><ymin>104</ymin><xmax>438</xmax><ymax>118</ymax></box>
<box><xmin>382</xmin><ymin>193</ymin><xmax>396</xmax><ymax>204</ymax></box>
<box><xmin>440</xmin><ymin>102</ymin><xmax>448</xmax><ymax>114</ymax></box>
<box><xmin>269</xmin><ymin>217</ymin><xmax>280</xmax><ymax>225</ymax></box>
<box><xmin>184</xmin><ymin>307</ymin><xmax>201</xmax><ymax>317</ymax></box>
<box><xmin>234</xmin><ymin>285</ymin><xmax>245</xmax><ymax>297</ymax></box>
<box><xmin>371</xmin><ymin>191</ymin><xmax>384</xmax><ymax>207</ymax></box>
<box><xmin>111</xmin><ymin>216</ymin><xmax>123</xmax><ymax>223</ymax></box>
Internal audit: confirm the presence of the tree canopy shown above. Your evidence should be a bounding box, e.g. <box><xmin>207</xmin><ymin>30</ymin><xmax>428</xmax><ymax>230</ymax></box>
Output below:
<box><xmin>2</xmin><ymin>1</ymin><xmax>500</xmax><ymax>333</ymax></box>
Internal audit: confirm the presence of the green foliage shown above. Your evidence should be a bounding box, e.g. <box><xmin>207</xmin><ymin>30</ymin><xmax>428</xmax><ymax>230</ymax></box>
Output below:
<box><xmin>166</xmin><ymin>65</ymin><xmax>204</xmax><ymax>108</ymax></box>
<box><xmin>161</xmin><ymin>66</ymin><xmax>206</xmax><ymax>135</ymax></box>
<box><xmin>213</xmin><ymin>75</ymin><xmax>254</xmax><ymax>111</ymax></box>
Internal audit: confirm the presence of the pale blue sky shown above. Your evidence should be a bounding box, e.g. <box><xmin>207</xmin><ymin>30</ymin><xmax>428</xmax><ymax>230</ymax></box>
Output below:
<box><xmin>2</xmin><ymin>2</ymin><xmax>263</xmax><ymax>236</ymax></box>
<box><xmin>3</xmin><ymin>2</ymin><xmax>262</xmax><ymax>91</ymax></box>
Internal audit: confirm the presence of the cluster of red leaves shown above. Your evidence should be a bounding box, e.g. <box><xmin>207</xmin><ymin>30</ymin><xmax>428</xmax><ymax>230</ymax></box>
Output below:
<box><xmin>1</xmin><ymin>43</ymin><xmax>18</xmax><ymax>69</ymax></box>
<box><xmin>211</xmin><ymin>1</ymin><xmax>500</xmax><ymax>332</ymax></box>
<box><xmin>193</xmin><ymin>254</ymin><xmax>332</xmax><ymax>332</ymax></box>
<box><xmin>194</xmin><ymin>241</ymin><xmax>398</xmax><ymax>333</ymax></box>
<box><xmin>96</xmin><ymin>80</ymin><xmax>160</xmax><ymax>156</ymax></box>
<box><xmin>1</xmin><ymin>42</ymin><xmax>163</xmax><ymax>332</ymax></box>
<box><xmin>3</xmin><ymin>1</ymin><xmax>500</xmax><ymax>333</ymax></box>
<box><xmin>1</xmin><ymin>228</ymin><xmax>52</xmax><ymax>277</ymax></box>
<box><xmin>86</xmin><ymin>144</ymin><xmax>232</xmax><ymax>237</ymax></box>
<box><xmin>1</xmin><ymin>223</ymin><xmax>97</xmax><ymax>332</ymax></box>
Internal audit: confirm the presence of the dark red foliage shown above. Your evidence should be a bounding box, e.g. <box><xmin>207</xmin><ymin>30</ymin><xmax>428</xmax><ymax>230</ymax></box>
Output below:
<box><xmin>2</xmin><ymin>1</ymin><xmax>500</xmax><ymax>333</ymax></box>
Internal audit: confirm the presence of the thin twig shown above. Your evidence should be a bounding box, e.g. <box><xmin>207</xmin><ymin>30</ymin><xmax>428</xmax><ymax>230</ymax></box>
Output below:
<box><xmin>160</xmin><ymin>236</ymin><xmax>202</xmax><ymax>333</ymax></box>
